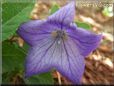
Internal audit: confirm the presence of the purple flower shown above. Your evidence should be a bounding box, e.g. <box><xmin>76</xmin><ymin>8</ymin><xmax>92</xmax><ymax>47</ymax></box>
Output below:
<box><xmin>17</xmin><ymin>1</ymin><xmax>102</xmax><ymax>84</ymax></box>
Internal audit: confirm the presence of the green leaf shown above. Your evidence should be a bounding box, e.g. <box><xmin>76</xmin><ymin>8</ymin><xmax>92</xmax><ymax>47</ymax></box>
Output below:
<box><xmin>75</xmin><ymin>21</ymin><xmax>91</xmax><ymax>30</ymax></box>
<box><xmin>25</xmin><ymin>72</ymin><xmax>54</xmax><ymax>85</ymax></box>
<box><xmin>2</xmin><ymin>3</ymin><xmax>34</xmax><ymax>41</ymax></box>
<box><xmin>2</xmin><ymin>72</ymin><xmax>13</xmax><ymax>84</ymax></box>
<box><xmin>2</xmin><ymin>70</ymin><xmax>20</xmax><ymax>84</ymax></box>
<box><xmin>49</xmin><ymin>4</ymin><xmax>59</xmax><ymax>15</ymax></box>
<box><xmin>2</xmin><ymin>41</ymin><xmax>26</xmax><ymax>73</ymax></box>
<box><xmin>2</xmin><ymin>0</ymin><xmax>35</xmax><ymax>3</ymax></box>
<box><xmin>2</xmin><ymin>3</ymin><xmax>29</xmax><ymax>23</ymax></box>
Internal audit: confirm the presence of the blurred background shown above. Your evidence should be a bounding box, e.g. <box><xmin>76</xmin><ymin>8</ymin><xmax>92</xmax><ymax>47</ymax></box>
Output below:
<box><xmin>2</xmin><ymin>0</ymin><xmax>114</xmax><ymax>85</ymax></box>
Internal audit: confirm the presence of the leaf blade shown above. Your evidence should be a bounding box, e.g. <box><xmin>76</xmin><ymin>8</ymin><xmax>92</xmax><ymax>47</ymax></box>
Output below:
<box><xmin>25</xmin><ymin>72</ymin><xmax>54</xmax><ymax>85</ymax></box>
<box><xmin>49</xmin><ymin>4</ymin><xmax>59</xmax><ymax>15</ymax></box>
<box><xmin>2</xmin><ymin>41</ymin><xmax>26</xmax><ymax>73</ymax></box>
<box><xmin>75</xmin><ymin>21</ymin><xmax>91</xmax><ymax>30</ymax></box>
<box><xmin>2</xmin><ymin>3</ymin><xmax>34</xmax><ymax>41</ymax></box>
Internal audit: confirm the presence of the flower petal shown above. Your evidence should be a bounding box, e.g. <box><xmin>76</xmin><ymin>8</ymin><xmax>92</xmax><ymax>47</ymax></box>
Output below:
<box><xmin>48</xmin><ymin>1</ymin><xmax>75</xmax><ymax>25</ymax></box>
<box><xmin>25</xmin><ymin>32</ymin><xmax>85</xmax><ymax>84</ymax></box>
<box><xmin>67</xmin><ymin>23</ymin><xmax>102</xmax><ymax>57</ymax></box>
<box><xmin>25</xmin><ymin>37</ymin><xmax>57</xmax><ymax>77</ymax></box>
<box><xmin>17</xmin><ymin>20</ymin><xmax>62</xmax><ymax>46</ymax></box>
<box><xmin>54</xmin><ymin>38</ymin><xmax>85</xmax><ymax>84</ymax></box>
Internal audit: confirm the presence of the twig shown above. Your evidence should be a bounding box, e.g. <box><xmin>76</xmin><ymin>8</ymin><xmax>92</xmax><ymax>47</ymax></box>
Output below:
<box><xmin>56</xmin><ymin>71</ymin><xmax>62</xmax><ymax>85</ymax></box>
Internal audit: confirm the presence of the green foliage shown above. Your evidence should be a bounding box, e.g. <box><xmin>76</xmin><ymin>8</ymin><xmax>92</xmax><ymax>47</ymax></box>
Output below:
<box><xmin>2</xmin><ymin>3</ymin><xmax>34</xmax><ymax>41</ymax></box>
<box><xmin>2</xmin><ymin>70</ymin><xmax>20</xmax><ymax>84</ymax></box>
<box><xmin>75</xmin><ymin>21</ymin><xmax>91</xmax><ymax>30</ymax></box>
<box><xmin>25</xmin><ymin>72</ymin><xmax>54</xmax><ymax>85</ymax></box>
<box><xmin>2</xmin><ymin>0</ymin><xmax>35</xmax><ymax>3</ymax></box>
<box><xmin>2</xmin><ymin>41</ymin><xmax>26</xmax><ymax>73</ymax></box>
<box><xmin>2</xmin><ymin>3</ymin><xmax>29</xmax><ymax>23</ymax></box>
<box><xmin>49</xmin><ymin>3</ymin><xmax>59</xmax><ymax>15</ymax></box>
<box><xmin>2</xmin><ymin>72</ymin><xmax>13</xmax><ymax>84</ymax></box>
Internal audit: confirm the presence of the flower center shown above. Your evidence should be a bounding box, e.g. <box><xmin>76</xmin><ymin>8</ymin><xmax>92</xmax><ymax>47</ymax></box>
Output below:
<box><xmin>51</xmin><ymin>30</ymin><xmax>67</xmax><ymax>43</ymax></box>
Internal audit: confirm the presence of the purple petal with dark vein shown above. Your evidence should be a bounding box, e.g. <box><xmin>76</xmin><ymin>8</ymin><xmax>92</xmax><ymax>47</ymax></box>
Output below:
<box><xmin>67</xmin><ymin>23</ymin><xmax>102</xmax><ymax>57</ymax></box>
<box><xmin>54</xmin><ymin>37</ymin><xmax>85</xmax><ymax>84</ymax></box>
<box><xmin>17</xmin><ymin>20</ymin><xmax>62</xmax><ymax>46</ymax></box>
<box><xmin>47</xmin><ymin>1</ymin><xmax>75</xmax><ymax>25</ymax></box>
<box><xmin>25</xmin><ymin>37</ymin><xmax>57</xmax><ymax>77</ymax></box>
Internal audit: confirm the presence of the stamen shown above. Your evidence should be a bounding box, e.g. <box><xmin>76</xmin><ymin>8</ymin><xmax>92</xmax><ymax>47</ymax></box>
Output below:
<box><xmin>51</xmin><ymin>30</ymin><xmax>68</xmax><ymax>41</ymax></box>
